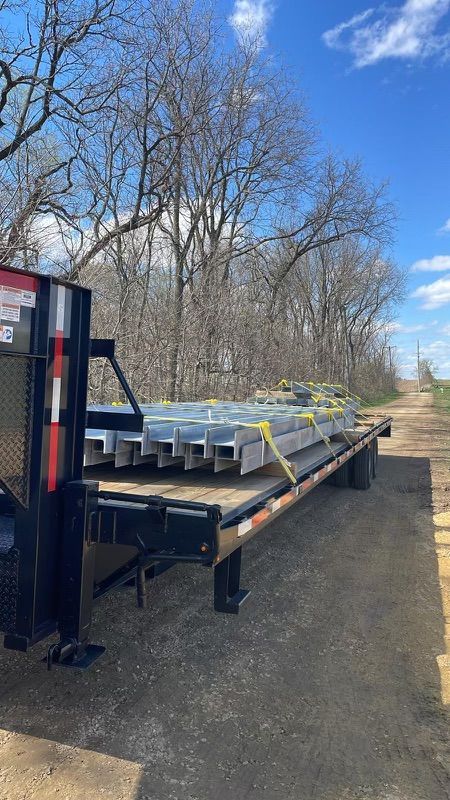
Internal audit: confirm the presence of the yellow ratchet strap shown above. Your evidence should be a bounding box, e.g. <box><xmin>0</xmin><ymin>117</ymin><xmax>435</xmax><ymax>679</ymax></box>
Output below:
<box><xmin>298</xmin><ymin>381</ymin><xmax>319</xmax><ymax>396</ymax></box>
<box><xmin>324</xmin><ymin>386</ymin><xmax>373</xmax><ymax>425</ymax></box>
<box><xmin>333</xmin><ymin>383</ymin><xmax>370</xmax><ymax>406</ymax></box>
<box><xmin>317</xmin><ymin>395</ymin><xmax>360</xmax><ymax>443</ymax></box>
<box><xmin>139</xmin><ymin>410</ymin><xmax>346</xmax><ymax>482</ymax></box>
<box><xmin>269</xmin><ymin>379</ymin><xmax>290</xmax><ymax>391</ymax></box>
<box><xmin>295</xmin><ymin>412</ymin><xmax>338</xmax><ymax>460</ymax></box>
<box><xmin>238</xmin><ymin>420</ymin><xmax>297</xmax><ymax>485</ymax></box>
<box><xmin>140</xmin><ymin>415</ymin><xmax>301</xmax><ymax>484</ymax></box>
<box><xmin>327</xmin><ymin>408</ymin><xmax>353</xmax><ymax>445</ymax></box>
<box><xmin>325</xmin><ymin>397</ymin><xmax>344</xmax><ymax>411</ymax></box>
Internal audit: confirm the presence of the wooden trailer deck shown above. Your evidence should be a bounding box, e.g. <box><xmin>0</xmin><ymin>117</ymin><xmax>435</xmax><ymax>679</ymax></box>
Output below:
<box><xmin>89</xmin><ymin>440</ymin><xmax>349</xmax><ymax>524</ymax></box>
<box><xmin>89</xmin><ymin>415</ymin><xmax>390</xmax><ymax>525</ymax></box>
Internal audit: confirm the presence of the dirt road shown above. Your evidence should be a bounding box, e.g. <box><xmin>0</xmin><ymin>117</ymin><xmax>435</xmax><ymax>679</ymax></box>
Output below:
<box><xmin>0</xmin><ymin>392</ymin><xmax>449</xmax><ymax>800</ymax></box>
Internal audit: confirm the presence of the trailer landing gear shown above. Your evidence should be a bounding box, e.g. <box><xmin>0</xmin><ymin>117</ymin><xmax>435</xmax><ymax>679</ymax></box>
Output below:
<box><xmin>46</xmin><ymin>638</ymin><xmax>106</xmax><ymax>670</ymax></box>
<box><xmin>214</xmin><ymin>547</ymin><xmax>250</xmax><ymax>614</ymax></box>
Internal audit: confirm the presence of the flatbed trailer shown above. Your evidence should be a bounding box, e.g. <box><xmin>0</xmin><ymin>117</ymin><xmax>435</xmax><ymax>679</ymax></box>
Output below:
<box><xmin>0</xmin><ymin>264</ymin><xmax>392</xmax><ymax>670</ymax></box>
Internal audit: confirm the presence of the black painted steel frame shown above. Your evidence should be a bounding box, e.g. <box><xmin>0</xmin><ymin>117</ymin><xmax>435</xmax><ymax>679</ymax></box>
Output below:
<box><xmin>47</xmin><ymin>480</ymin><xmax>223</xmax><ymax>668</ymax></box>
<box><xmin>1</xmin><ymin>266</ymin><xmax>92</xmax><ymax>654</ymax></box>
<box><xmin>87</xmin><ymin>339</ymin><xmax>144</xmax><ymax>433</ymax></box>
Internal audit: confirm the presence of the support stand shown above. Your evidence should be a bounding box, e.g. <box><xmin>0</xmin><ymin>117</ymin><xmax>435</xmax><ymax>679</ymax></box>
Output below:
<box><xmin>47</xmin><ymin>639</ymin><xmax>105</xmax><ymax>670</ymax></box>
<box><xmin>136</xmin><ymin>565</ymin><xmax>147</xmax><ymax>609</ymax></box>
<box><xmin>214</xmin><ymin>547</ymin><xmax>250</xmax><ymax>614</ymax></box>
<box><xmin>46</xmin><ymin>481</ymin><xmax>105</xmax><ymax>670</ymax></box>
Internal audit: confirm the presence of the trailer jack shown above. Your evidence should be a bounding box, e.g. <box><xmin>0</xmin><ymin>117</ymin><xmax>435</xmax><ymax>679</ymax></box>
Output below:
<box><xmin>214</xmin><ymin>547</ymin><xmax>250</xmax><ymax>614</ymax></box>
<box><xmin>46</xmin><ymin>639</ymin><xmax>106</xmax><ymax>671</ymax></box>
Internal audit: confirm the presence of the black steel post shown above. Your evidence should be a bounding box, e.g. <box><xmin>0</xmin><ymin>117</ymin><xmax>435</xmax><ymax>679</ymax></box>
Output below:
<box><xmin>136</xmin><ymin>565</ymin><xmax>147</xmax><ymax>609</ymax></box>
<box><xmin>48</xmin><ymin>480</ymin><xmax>105</xmax><ymax>668</ymax></box>
<box><xmin>213</xmin><ymin>547</ymin><xmax>250</xmax><ymax>614</ymax></box>
<box><xmin>228</xmin><ymin>548</ymin><xmax>242</xmax><ymax>597</ymax></box>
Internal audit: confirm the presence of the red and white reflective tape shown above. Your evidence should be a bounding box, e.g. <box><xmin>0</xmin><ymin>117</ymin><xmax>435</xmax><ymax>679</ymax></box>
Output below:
<box><xmin>236</xmin><ymin>419</ymin><xmax>391</xmax><ymax>537</ymax></box>
<box><xmin>237</xmin><ymin>484</ymin><xmax>300</xmax><ymax>537</ymax></box>
<box><xmin>48</xmin><ymin>285</ymin><xmax>66</xmax><ymax>492</ymax></box>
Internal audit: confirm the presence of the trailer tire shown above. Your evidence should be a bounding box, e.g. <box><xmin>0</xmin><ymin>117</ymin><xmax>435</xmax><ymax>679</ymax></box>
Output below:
<box><xmin>335</xmin><ymin>459</ymin><xmax>352</xmax><ymax>488</ymax></box>
<box><xmin>353</xmin><ymin>446</ymin><xmax>371</xmax><ymax>490</ymax></box>
<box><xmin>371</xmin><ymin>438</ymin><xmax>378</xmax><ymax>478</ymax></box>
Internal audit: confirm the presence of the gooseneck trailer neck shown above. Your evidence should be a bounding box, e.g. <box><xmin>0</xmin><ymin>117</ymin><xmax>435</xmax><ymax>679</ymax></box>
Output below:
<box><xmin>0</xmin><ymin>264</ymin><xmax>392</xmax><ymax>670</ymax></box>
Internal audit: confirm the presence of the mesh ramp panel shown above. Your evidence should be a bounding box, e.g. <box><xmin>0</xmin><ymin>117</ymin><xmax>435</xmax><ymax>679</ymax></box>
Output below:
<box><xmin>0</xmin><ymin>545</ymin><xmax>19</xmax><ymax>633</ymax></box>
<box><xmin>0</xmin><ymin>515</ymin><xmax>14</xmax><ymax>552</ymax></box>
<box><xmin>0</xmin><ymin>354</ymin><xmax>35</xmax><ymax>508</ymax></box>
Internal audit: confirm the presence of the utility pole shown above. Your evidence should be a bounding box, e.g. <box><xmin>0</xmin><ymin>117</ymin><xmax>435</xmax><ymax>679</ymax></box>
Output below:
<box><xmin>417</xmin><ymin>340</ymin><xmax>421</xmax><ymax>393</ymax></box>
<box><xmin>388</xmin><ymin>345</ymin><xmax>394</xmax><ymax>390</ymax></box>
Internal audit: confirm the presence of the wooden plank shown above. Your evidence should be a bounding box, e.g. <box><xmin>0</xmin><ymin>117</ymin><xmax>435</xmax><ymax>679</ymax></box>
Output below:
<box><xmin>91</xmin><ymin>436</ymin><xmax>350</xmax><ymax>519</ymax></box>
<box><xmin>157</xmin><ymin>470</ymin><xmax>245</xmax><ymax>501</ymax></box>
<box><xmin>205</xmin><ymin>477</ymin><xmax>284</xmax><ymax>519</ymax></box>
<box><xmin>96</xmin><ymin>462</ymin><xmax>242</xmax><ymax>500</ymax></box>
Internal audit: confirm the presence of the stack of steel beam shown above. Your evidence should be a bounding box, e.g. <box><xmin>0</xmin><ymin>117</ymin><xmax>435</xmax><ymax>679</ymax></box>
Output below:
<box><xmin>84</xmin><ymin>398</ymin><xmax>358</xmax><ymax>475</ymax></box>
<box><xmin>250</xmin><ymin>381</ymin><xmax>360</xmax><ymax>409</ymax></box>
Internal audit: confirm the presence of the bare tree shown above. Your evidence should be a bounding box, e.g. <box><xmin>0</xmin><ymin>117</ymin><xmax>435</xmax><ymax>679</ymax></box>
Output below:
<box><xmin>0</xmin><ymin>0</ymin><xmax>123</xmax><ymax>162</ymax></box>
<box><xmin>0</xmin><ymin>0</ymin><xmax>129</xmax><ymax>266</ymax></box>
<box><xmin>0</xmin><ymin>0</ymin><xmax>404</xmax><ymax>403</ymax></box>
<box><xmin>417</xmin><ymin>358</ymin><xmax>436</xmax><ymax>386</ymax></box>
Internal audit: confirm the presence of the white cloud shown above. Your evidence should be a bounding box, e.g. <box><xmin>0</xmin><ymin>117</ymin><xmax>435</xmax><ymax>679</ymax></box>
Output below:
<box><xmin>323</xmin><ymin>9</ymin><xmax>376</xmax><ymax>51</ymax></box>
<box><xmin>229</xmin><ymin>0</ymin><xmax>275</xmax><ymax>47</ymax></box>
<box><xmin>438</xmin><ymin>217</ymin><xmax>450</xmax><ymax>233</ymax></box>
<box><xmin>27</xmin><ymin>214</ymin><xmax>79</xmax><ymax>265</ymax></box>
<box><xmin>391</xmin><ymin>321</ymin><xmax>429</xmax><ymax>333</ymax></box>
<box><xmin>322</xmin><ymin>0</ymin><xmax>450</xmax><ymax>68</ymax></box>
<box><xmin>411</xmin><ymin>254</ymin><xmax>450</xmax><ymax>271</ymax></box>
<box><xmin>398</xmin><ymin>338</ymin><xmax>450</xmax><ymax>376</ymax></box>
<box><xmin>412</xmin><ymin>274</ymin><xmax>450</xmax><ymax>308</ymax></box>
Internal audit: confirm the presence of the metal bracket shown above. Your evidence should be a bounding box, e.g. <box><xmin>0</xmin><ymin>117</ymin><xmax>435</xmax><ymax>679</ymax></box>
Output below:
<box><xmin>214</xmin><ymin>547</ymin><xmax>250</xmax><ymax>614</ymax></box>
<box><xmin>87</xmin><ymin>339</ymin><xmax>144</xmax><ymax>432</ymax></box>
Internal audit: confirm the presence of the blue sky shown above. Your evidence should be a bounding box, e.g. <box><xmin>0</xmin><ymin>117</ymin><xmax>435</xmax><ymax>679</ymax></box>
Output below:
<box><xmin>223</xmin><ymin>0</ymin><xmax>450</xmax><ymax>377</ymax></box>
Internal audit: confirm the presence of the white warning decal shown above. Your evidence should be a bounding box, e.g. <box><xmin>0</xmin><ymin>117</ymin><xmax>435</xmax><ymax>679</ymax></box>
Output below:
<box><xmin>0</xmin><ymin>325</ymin><xmax>14</xmax><ymax>343</ymax></box>
<box><xmin>0</xmin><ymin>302</ymin><xmax>20</xmax><ymax>322</ymax></box>
<box><xmin>20</xmin><ymin>289</ymin><xmax>36</xmax><ymax>308</ymax></box>
<box><xmin>0</xmin><ymin>287</ymin><xmax>21</xmax><ymax>305</ymax></box>
<box><xmin>0</xmin><ymin>285</ymin><xmax>36</xmax><ymax>308</ymax></box>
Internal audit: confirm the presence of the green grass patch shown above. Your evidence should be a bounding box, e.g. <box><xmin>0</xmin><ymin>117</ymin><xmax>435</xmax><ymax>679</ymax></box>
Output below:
<box><xmin>362</xmin><ymin>390</ymin><xmax>400</xmax><ymax>408</ymax></box>
<box><xmin>432</xmin><ymin>386</ymin><xmax>450</xmax><ymax>414</ymax></box>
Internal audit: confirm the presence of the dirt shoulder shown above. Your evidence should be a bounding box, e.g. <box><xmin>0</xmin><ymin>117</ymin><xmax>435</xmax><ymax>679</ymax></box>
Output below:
<box><xmin>0</xmin><ymin>392</ymin><xmax>449</xmax><ymax>800</ymax></box>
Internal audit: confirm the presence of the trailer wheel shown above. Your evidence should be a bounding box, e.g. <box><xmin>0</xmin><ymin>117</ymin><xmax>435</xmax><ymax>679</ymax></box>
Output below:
<box><xmin>371</xmin><ymin>438</ymin><xmax>378</xmax><ymax>478</ymax></box>
<box><xmin>353</xmin><ymin>446</ymin><xmax>371</xmax><ymax>490</ymax></box>
<box><xmin>335</xmin><ymin>459</ymin><xmax>352</xmax><ymax>488</ymax></box>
